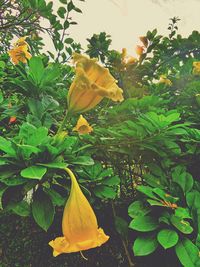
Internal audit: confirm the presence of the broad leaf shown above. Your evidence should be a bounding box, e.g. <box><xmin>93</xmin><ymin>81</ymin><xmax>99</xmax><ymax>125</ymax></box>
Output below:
<box><xmin>32</xmin><ymin>189</ymin><xmax>55</xmax><ymax>231</ymax></box>
<box><xmin>157</xmin><ymin>229</ymin><xmax>179</xmax><ymax>249</ymax></box>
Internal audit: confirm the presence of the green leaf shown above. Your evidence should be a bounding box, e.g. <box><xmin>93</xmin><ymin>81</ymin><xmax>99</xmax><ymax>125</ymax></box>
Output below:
<box><xmin>65</xmin><ymin>38</ymin><xmax>74</xmax><ymax>44</ymax></box>
<box><xmin>128</xmin><ymin>201</ymin><xmax>151</xmax><ymax>219</ymax></box>
<box><xmin>129</xmin><ymin>216</ymin><xmax>159</xmax><ymax>232</ymax></box>
<box><xmin>170</xmin><ymin>215</ymin><xmax>193</xmax><ymax>234</ymax></box>
<box><xmin>28</xmin><ymin>56</ymin><xmax>44</xmax><ymax>86</ymax></box>
<box><xmin>103</xmin><ymin>176</ymin><xmax>120</xmax><ymax>186</ymax></box>
<box><xmin>0</xmin><ymin>90</ymin><xmax>3</xmax><ymax>104</ymax></box>
<box><xmin>37</xmin><ymin>162</ymin><xmax>67</xmax><ymax>169</ymax></box>
<box><xmin>10</xmin><ymin>201</ymin><xmax>30</xmax><ymax>217</ymax></box>
<box><xmin>175</xmin><ymin>238</ymin><xmax>200</xmax><ymax>267</ymax></box>
<box><xmin>0</xmin><ymin>185</ymin><xmax>8</xmax><ymax>209</ymax></box>
<box><xmin>21</xmin><ymin>166</ymin><xmax>47</xmax><ymax>180</ymax></box>
<box><xmin>28</xmin><ymin>128</ymin><xmax>48</xmax><ymax>146</ymax></box>
<box><xmin>32</xmin><ymin>189</ymin><xmax>55</xmax><ymax>231</ymax></box>
<box><xmin>157</xmin><ymin>229</ymin><xmax>179</xmax><ymax>249</ymax></box>
<box><xmin>186</xmin><ymin>190</ymin><xmax>200</xmax><ymax>209</ymax></box>
<box><xmin>2</xmin><ymin>177</ymin><xmax>27</xmax><ymax>186</ymax></box>
<box><xmin>44</xmin><ymin>188</ymin><xmax>66</xmax><ymax>207</ymax></box>
<box><xmin>67</xmin><ymin>1</ymin><xmax>74</xmax><ymax>11</ymax></box>
<box><xmin>172</xmin><ymin>166</ymin><xmax>194</xmax><ymax>194</ymax></box>
<box><xmin>94</xmin><ymin>185</ymin><xmax>116</xmax><ymax>199</ymax></box>
<box><xmin>0</xmin><ymin>137</ymin><xmax>16</xmax><ymax>156</ymax></box>
<box><xmin>57</xmin><ymin>6</ymin><xmax>66</xmax><ymax>18</ymax></box>
<box><xmin>0</xmin><ymin>61</ymin><xmax>5</xmax><ymax>69</ymax></box>
<box><xmin>70</xmin><ymin>156</ymin><xmax>94</xmax><ymax>166</ymax></box>
<box><xmin>133</xmin><ymin>234</ymin><xmax>158</xmax><ymax>256</ymax></box>
<box><xmin>114</xmin><ymin>216</ymin><xmax>128</xmax><ymax>239</ymax></box>
<box><xmin>137</xmin><ymin>185</ymin><xmax>159</xmax><ymax>200</ymax></box>
<box><xmin>175</xmin><ymin>208</ymin><xmax>192</xmax><ymax>219</ymax></box>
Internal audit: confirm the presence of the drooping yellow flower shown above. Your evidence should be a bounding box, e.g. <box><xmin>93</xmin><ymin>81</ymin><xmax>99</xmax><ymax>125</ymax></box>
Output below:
<box><xmin>8</xmin><ymin>44</ymin><xmax>31</xmax><ymax>65</ymax></box>
<box><xmin>49</xmin><ymin>168</ymin><xmax>109</xmax><ymax>256</ymax></box>
<box><xmin>73</xmin><ymin>115</ymin><xmax>93</xmax><ymax>134</ymax></box>
<box><xmin>193</xmin><ymin>62</ymin><xmax>200</xmax><ymax>75</ymax></box>
<box><xmin>159</xmin><ymin>75</ymin><xmax>172</xmax><ymax>86</ymax></box>
<box><xmin>67</xmin><ymin>53</ymin><xmax>124</xmax><ymax>114</ymax></box>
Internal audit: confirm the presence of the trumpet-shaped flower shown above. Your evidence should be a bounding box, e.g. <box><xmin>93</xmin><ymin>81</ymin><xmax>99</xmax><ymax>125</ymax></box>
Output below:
<box><xmin>73</xmin><ymin>115</ymin><xmax>93</xmax><ymax>134</ymax></box>
<box><xmin>8</xmin><ymin>44</ymin><xmax>31</xmax><ymax>65</ymax></box>
<box><xmin>67</xmin><ymin>53</ymin><xmax>124</xmax><ymax>114</ymax></box>
<box><xmin>49</xmin><ymin>168</ymin><xmax>109</xmax><ymax>256</ymax></box>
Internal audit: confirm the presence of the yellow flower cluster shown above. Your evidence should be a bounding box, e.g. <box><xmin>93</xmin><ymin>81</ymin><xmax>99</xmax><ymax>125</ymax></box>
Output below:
<box><xmin>8</xmin><ymin>36</ymin><xmax>31</xmax><ymax>65</ymax></box>
<box><xmin>49</xmin><ymin>168</ymin><xmax>109</xmax><ymax>256</ymax></box>
<box><xmin>67</xmin><ymin>53</ymin><xmax>124</xmax><ymax>114</ymax></box>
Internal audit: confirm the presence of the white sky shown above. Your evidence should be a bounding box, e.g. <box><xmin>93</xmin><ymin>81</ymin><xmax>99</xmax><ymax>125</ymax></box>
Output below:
<box><xmin>44</xmin><ymin>0</ymin><xmax>200</xmax><ymax>56</ymax></box>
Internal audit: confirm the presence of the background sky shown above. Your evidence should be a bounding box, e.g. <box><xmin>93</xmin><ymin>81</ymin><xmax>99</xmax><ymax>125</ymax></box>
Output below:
<box><xmin>44</xmin><ymin>0</ymin><xmax>200</xmax><ymax>56</ymax></box>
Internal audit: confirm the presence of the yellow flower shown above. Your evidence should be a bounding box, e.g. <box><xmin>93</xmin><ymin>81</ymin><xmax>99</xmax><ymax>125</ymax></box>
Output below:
<box><xmin>73</xmin><ymin>115</ymin><xmax>93</xmax><ymax>134</ymax></box>
<box><xmin>121</xmin><ymin>48</ymin><xmax>127</xmax><ymax>62</ymax></box>
<box><xmin>49</xmin><ymin>168</ymin><xmax>109</xmax><ymax>256</ymax></box>
<box><xmin>159</xmin><ymin>75</ymin><xmax>172</xmax><ymax>86</ymax></box>
<box><xmin>14</xmin><ymin>36</ymin><xmax>29</xmax><ymax>47</ymax></box>
<box><xmin>135</xmin><ymin>45</ymin><xmax>144</xmax><ymax>56</ymax></box>
<box><xmin>8</xmin><ymin>44</ymin><xmax>31</xmax><ymax>65</ymax></box>
<box><xmin>121</xmin><ymin>48</ymin><xmax>137</xmax><ymax>66</ymax></box>
<box><xmin>193</xmin><ymin>62</ymin><xmax>200</xmax><ymax>75</ymax></box>
<box><xmin>67</xmin><ymin>53</ymin><xmax>124</xmax><ymax>114</ymax></box>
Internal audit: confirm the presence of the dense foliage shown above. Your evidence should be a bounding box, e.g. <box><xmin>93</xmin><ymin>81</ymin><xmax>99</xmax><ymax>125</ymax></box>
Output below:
<box><xmin>0</xmin><ymin>1</ymin><xmax>200</xmax><ymax>267</ymax></box>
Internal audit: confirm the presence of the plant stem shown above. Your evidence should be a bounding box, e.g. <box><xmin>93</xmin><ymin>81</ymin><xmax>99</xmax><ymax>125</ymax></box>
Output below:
<box><xmin>57</xmin><ymin>110</ymin><xmax>70</xmax><ymax>134</ymax></box>
<box><xmin>111</xmin><ymin>201</ymin><xmax>135</xmax><ymax>267</ymax></box>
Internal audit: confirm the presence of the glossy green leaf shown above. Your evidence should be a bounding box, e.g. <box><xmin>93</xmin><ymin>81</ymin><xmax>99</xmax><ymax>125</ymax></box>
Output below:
<box><xmin>175</xmin><ymin>238</ymin><xmax>199</xmax><ymax>267</ymax></box>
<box><xmin>21</xmin><ymin>166</ymin><xmax>47</xmax><ymax>180</ymax></box>
<box><xmin>157</xmin><ymin>229</ymin><xmax>179</xmax><ymax>249</ymax></box>
<box><xmin>129</xmin><ymin>216</ymin><xmax>159</xmax><ymax>232</ymax></box>
<box><xmin>133</xmin><ymin>235</ymin><xmax>158</xmax><ymax>256</ymax></box>
<box><xmin>32</xmin><ymin>190</ymin><xmax>55</xmax><ymax>231</ymax></box>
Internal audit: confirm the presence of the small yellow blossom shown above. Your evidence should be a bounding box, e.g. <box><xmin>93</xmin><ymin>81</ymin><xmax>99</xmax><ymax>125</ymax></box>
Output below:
<box><xmin>73</xmin><ymin>115</ymin><xmax>93</xmax><ymax>134</ymax></box>
<box><xmin>49</xmin><ymin>168</ymin><xmax>109</xmax><ymax>256</ymax></box>
<box><xmin>193</xmin><ymin>62</ymin><xmax>200</xmax><ymax>75</ymax></box>
<box><xmin>14</xmin><ymin>36</ymin><xmax>29</xmax><ymax>47</ymax></box>
<box><xmin>159</xmin><ymin>75</ymin><xmax>172</xmax><ymax>86</ymax></box>
<box><xmin>121</xmin><ymin>48</ymin><xmax>137</xmax><ymax>66</ymax></box>
<box><xmin>135</xmin><ymin>45</ymin><xmax>144</xmax><ymax>56</ymax></box>
<box><xmin>8</xmin><ymin>45</ymin><xmax>31</xmax><ymax>65</ymax></box>
<box><xmin>67</xmin><ymin>53</ymin><xmax>124</xmax><ymax>114</ymax></box>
